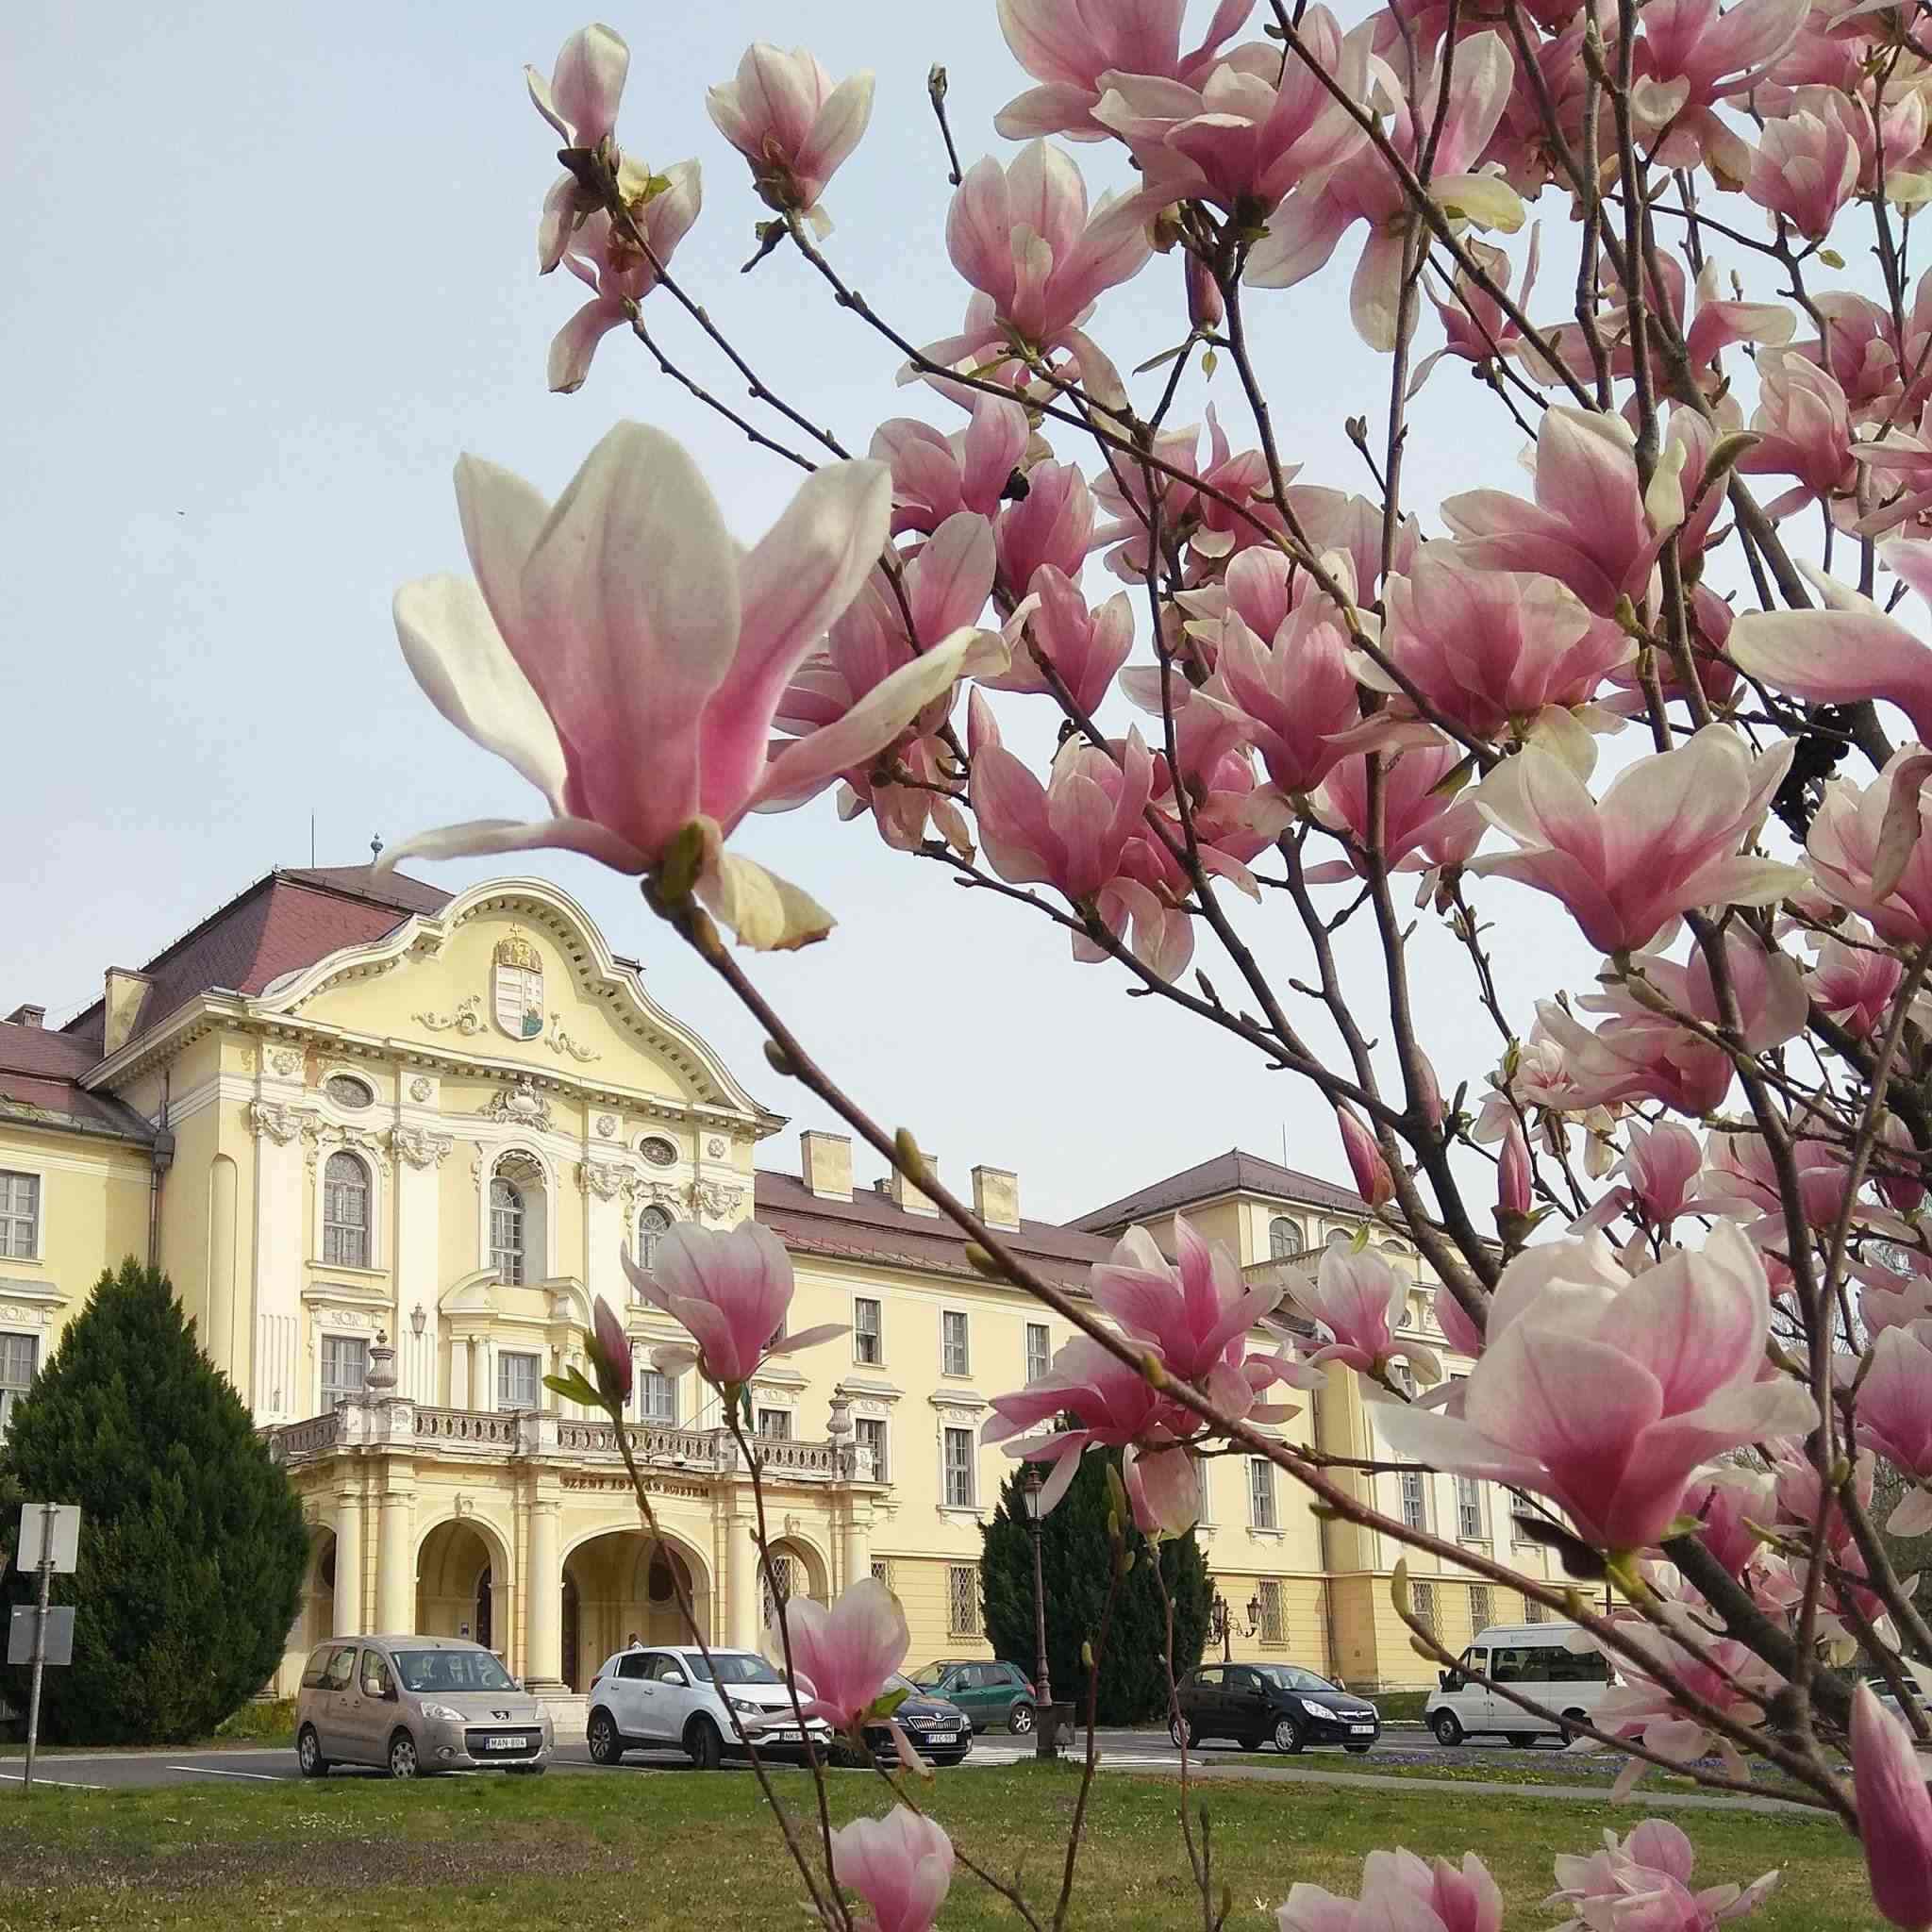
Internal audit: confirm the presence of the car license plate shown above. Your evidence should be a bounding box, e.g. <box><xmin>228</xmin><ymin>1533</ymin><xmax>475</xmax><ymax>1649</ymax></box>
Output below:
<box><xmin>1349</xmin><ymin>1724</ymin><xmax>1374</xmax><ymax>1736</ymax></box>
<box><xmin>486</xmin><ymin>1735</ymin><xmax>522</xmax><ymax>1750</ymax></box>
<box><xmin>926</xmin><ymin>1731</ymin><xmax>957</xmax><ymax>1745</ymax></box>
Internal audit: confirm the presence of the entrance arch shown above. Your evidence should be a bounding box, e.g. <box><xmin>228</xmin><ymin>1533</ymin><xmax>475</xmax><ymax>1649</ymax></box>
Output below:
<box><xmin>561</xmin><ymin>1528</ymin><xmax>713</xmax><ymax>1689</ymax></box>
<box><xmin>416</xmin><ymin>1517</ymin><xmax>512</xmax><ymax>1660</ymax></box>
<box><xmin>760</xmin><ymin>1535</ymin><xmax>830</xmax><ymax>1634</ymax></box>
<box><xmin>297</xmin><ymin>1528</ymin><xmax>336</xmax><ymax>1654</ymax></box>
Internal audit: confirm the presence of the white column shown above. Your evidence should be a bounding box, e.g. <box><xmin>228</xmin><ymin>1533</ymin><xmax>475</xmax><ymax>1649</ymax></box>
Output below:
<box><xmin>726</xmin><ymin>1512</ymin><xmax>762</xmax><ymax>1650</ymax></box>
<box><xmin>249</xmin><ymin>1114</ymin><xmax>309</xmax><ymax>1423</ymax></box>
<box><xmin>392</xmin><ymin>1142</ymin><xmax>442</xmax><ymax>1403</ymax></box>
<box><xmin>525</xmin><ymin>1498</ymin><xmax>563</xmax><ymax>1688</ymax></box>
<box><xmin>375</xmin><ymin>1479</ymin><xmax>416</xmax><ymax>1632</ymax></box>
<box><xmin>333</xmin><ymin>1487</ymin><xmax>365</xmax><ymax>1636</ymax></box>
<box><xmin>451</xmin><ymin>1332</ymin><xmax>471</xmax><ymax>1409</ymax></box>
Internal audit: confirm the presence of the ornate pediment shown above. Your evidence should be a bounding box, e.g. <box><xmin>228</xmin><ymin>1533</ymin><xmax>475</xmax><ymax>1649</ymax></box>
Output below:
<box><xmin>476</xmin><ymin>1075</ymin><xmax>554</xmax><ymax>1132</ymax></box>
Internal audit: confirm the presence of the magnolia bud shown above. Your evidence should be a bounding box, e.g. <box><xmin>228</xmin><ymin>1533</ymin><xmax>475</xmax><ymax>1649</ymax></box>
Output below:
<box><xmin>1336</xmin><ymin>1107</ymin><xmax>1395</xmax><ymax>1208</ymax></box>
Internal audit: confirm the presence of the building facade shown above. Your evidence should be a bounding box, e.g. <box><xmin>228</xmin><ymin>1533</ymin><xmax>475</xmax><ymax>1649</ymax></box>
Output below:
<box><xmin>0</xmin><ymin>867</ymin><xmax>1543</xmax><ymax>1703</ymax></box>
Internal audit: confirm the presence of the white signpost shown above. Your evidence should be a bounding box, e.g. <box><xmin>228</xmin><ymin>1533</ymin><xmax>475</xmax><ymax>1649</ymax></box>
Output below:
<box><xmin>11</xmin><ymin>1503</ymin><xmax>80</xmax><ymax>1794</ymax></box>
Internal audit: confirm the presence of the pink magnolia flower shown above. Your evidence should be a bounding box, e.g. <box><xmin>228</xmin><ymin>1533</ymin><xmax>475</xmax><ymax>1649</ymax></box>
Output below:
<box><xmin>782</xmin><ymin>1575</ymin><xmax>908</xmax><ymax>1728</ymax></box>
<box><xmin>1409</xmin><ymin>231</ymin><xmax>1541</xmax><ymax>395</ymax></box>
<box><xmin>622</xmin><ymin>1222</ymin><xmax>843</xmax><ymax>1389</ymax></box>
<box><xmin>831</xmin><ymin>1807</ymin><xmax>955</xmax><ymax>1932</ymax></box>
<box><xmin>1735</xmin><ymin>348</ymin><xmax>1856</xmax><ymax>517</ymax></box>
<box><xmin>1809</xmin><ymin>749</ymin><xmax>1932</xmax><ymax>945</ymax></box>
<box><xmin>1811</xmin><ymin>925</ymin><xmax>1907</xmax><ymax>1039</ymax></box>
<box><xmin>1214</xmin><ymin>579</ymin><xmax>1362</xmax><ymax>796</ymax></box>
<box><xmin>587</xmin><ymin>1293</ymin><xmax>633</xmax><ymax>1407</ymax></box>
<box><xmin>548</xmin><ymin>163</ymin><xmax>703</xmax><ymax>393</ymax></box>
<box><xmin>1730</xmin><ymin>541</ymin><xmax>1932</xmax><ymax>749</ymax></box>
<box><xmin>1310</xmin><ymin>741</ymin><xmax>1486</xmax><ymax>883</ymax></box>
<box><xmin>1091</xmin><ymin>8</ymin><xmax>1367</xmax><ymax>219</ymax></box>
<box><xmin>1633</xmin><ymin>0</ymin><xmax>1808</xmax><ymax>176</ymax></box>
<box><xmin>1336</xmin><ymin>1108</ymin><xmax>1395</xmax><ymax>1209</ymax></box>
<box><xmin>1851</xmin><ymin>1681</ymin><xmax>1932</xmax><ymax>1931</ymax></box>
<box><xmin>983</xmin><ymin>1333</ymin><xmax>1197</xmax><ymax>1511</ymax></box>
<box><xmin>1371</xmin><ymin>551</ymin><xmax>1633</xmax><ymax>743</ymax></box>
<box><xmin>1245</xmin><ymin>30</ymin><xmax>1524</xmax><ymax>350</ymax></box>
<box><xmin>1092</xmin><ymin>1216</ymin><xmax>1286</xmax><ymax>1383</ymax></box>
<box><xmin>384</xmin><ymin>425</ymin><xmax>985</xmax><ymax>950</ymax></box>
<box><xmin>528</xmin><ymin>24</ymin><xmax>631</xmax><ymax>273</ymax></box>
<box><xmin>1859</xmin><ymin>1325</ymin><xmax>1932</xmax><ymax>1533</ymax></box>
<box><xmin>1498</xmin><ymin>1119</ymin><xmax>1533</xmax><ymax>1221</ymax></box>
<box><xmin>872</xmin><ymin>395</ymin><xmax>1029</xmax><ymax>537</ymax></box>
<box><xmin>1747</xmin><ymin>94</ymin><xmax>1861</xmax><ymax>240</ymax></box>
<box><xmin>706</xmin><ymin>43</ymin><xmax>874</xmax><ymax>230</ymax></box>
<box><xmin>1375</xmin><ymin>1225</ymin><xmax>1816</xmax><ymax>1553</ymax></box>
<box><xmin>1699</xmin><ymin>1129</ymin><xmax>1857</xmax><ymax>1232</ymax></box>
<box><xmin>968</xmin><ymin>690</ymin><xmax>1154</xmax><ymax>904</ymax></box>
<box><xmin>1467</xmin><ymin>726</ymin><xmax>1805</xmax><ymax>957</ymax></box>
<box><xmin>1682</xmin><ymin>1462</ymin><xmax>1776</xmax><ymax>1578</ymax></box>
<box><xmin>921</xmin><ymin>142</ymin><xmax>1153</xmax><ymax>376</ymax></box>
<box><xmin>1588</xmin><ymin>1121</ymin><xmax>1707</xmax><ymax>1234</ymax></box>
<box><xmin>994</xmin><ymin>459</ymin><xmax>1098</xmax><ymax>602</ymax></box>
<box><xmin>1125</xmin><ymin>1439</ymin><xmax>1206</xmax><ymax>1537</ymax></box>
<box><xmin>1546</xmin><ymin>1815</ymin><xmax>1780</xmax><ymax>1931</ymax></box>
<box><xmin>1279</xmin><ymin>1847</ymin><xmax>1503</xmax><ymax>1932</ymax></box>
<box><xmin>1435</xmin><ymin>1281</ymin><xmax>1486</xmax><ymax>1357</ymax></box>
<box><xmin>1286</xmin><ymin>1241</ymin><xmax>1442</xmax><ymax>1381</ymax></box>
<box><xmin>1801</xmin><ymin>275</ymin><xmax>1932</xmax><ymax>426</ymax></box>
<box><xmin>989</xmin><ymin>566</ymin><xmax>1133</xmax><ymax>715</ymax></box>
<box><xmin>992</xmin><ymin>0</ymin><xmax>1257</xmax><ymax>142</ymax></box>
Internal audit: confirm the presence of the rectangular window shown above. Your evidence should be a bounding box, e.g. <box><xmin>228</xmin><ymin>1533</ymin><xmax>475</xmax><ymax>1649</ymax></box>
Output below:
<box><xmin>757</xmin><ymin>1407</ymin><xmax>792</xmax><ymax>1441</ymax></box>
<box><xmin>948</xmin><ymin>1564</ymin><xmax>981</xmax><ymax>1637</ymax></box>
<box><xmin>640</xmin><ymin>1369</ymin><xmax>676</xmax><ymax>1425</ymax></box>
<box><xmin>0</xmin><ymin>1171</ymin><xmax>39</xmax><ymax>1259</ymax></box>
<box><xmin>1025</xmin><ymin>1323</ymin><xmax>1051</xmax><ymax>1385</ymax></box>
<box><xmin>942</xmin><ymin>1426</ymin><xmax>976</xmax><ymax>1507</ymax></box>
<box><xmin>322</xmin><ymin>1156</ymin><xmax>370</xmax><ymax>1269</ymax></box>
<box><xmin>497</xmin><ymin>1350</ymin><xmax>541</xmax><ymax>1411</ymax></box>
<box><xmin>871</xmin><ymin>1557</ymin><xmax>893</xmax><ymax>1590</ymax></box>
<box><xmin>857</xmin><ymin>1416</ymin><xmax>889</xmax><ymax>1482</ymax></box>
<box><xmin>0</xmin><ymin>1331</ymin><xmax>39</xmax><ymax>1436</ymax></box>
<box><xmin>1399</xmin><ymin>1470</ymin><xmax>1428</xmax><ymax>1532</ymax></box>
<box><xmin>1411</xmin><ymin>1580</ymin><xmax>1438</xmax><ymax>1631</ymax></box>
<box><xmin>321</xmin><ymin>1334</ymin><xmax>368</xmax><ymax>1408</ymax></box>
<box><xmin>1524</xmin><ymin>1597</ymin><xmax>1546</xmax><ymax>1624</ymax></box>
<box><xmin>1258</xmin><ymin>1578</ymin><xmax>1285</xmax><ymax>1646</ymax></box>
<box><xmin>854</xmin><ymin>1297</ymin><xmax>883</xmax><ymax>1366</ymax></box>
<box><xmin>941</xmin><ymin>1310</ymin><xmax>970</xmax><ymax>1377</ymax></box>
<box><xmin>1248</xmin><ymin>1458</ymin><xmax>1276</xmax><ymax>1531</ymax></box>
<box><xmin>1468</xmin><ymin>1585</ymin><xmax>1492</xmax><ymax>1632</ymax></box>
<box><xmin>1455</xmin><ymin>1476</ymin><xmax>1487</xmax><ymax>1541</ymax></box>
<box><xmin>761</xmin><ymin>1552</ymin><xmax>795</xmax><ymax>1633</ymax></box>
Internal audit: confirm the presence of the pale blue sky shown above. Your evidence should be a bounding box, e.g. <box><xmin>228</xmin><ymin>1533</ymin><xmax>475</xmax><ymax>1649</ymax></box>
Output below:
<box><xmin>3</xmin><ymin>1</ymin><xmax>1606</xmax><ymax>1218</ymax></box>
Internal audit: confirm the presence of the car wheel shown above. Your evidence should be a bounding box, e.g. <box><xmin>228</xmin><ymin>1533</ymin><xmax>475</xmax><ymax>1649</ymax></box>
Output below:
<box><xmin>1507</xmin><ymin>1733</ymin><xmax>1535</xmax><ymax>1749</ymax></box>
<box><xmin>1344</xmin><ymin>1743</ymin><xmax>1373</xmax><ymax>1755</ymax></box>
<box><xmin>1273</xmin><ymin>1716</ymin><xmax>1304</xmax><ymax>1755</ymax></box>
<box><xmin>1431</xmin><ymin>1710</ymin><xmax>1464</xmax><ymax>1747</ymax></box>
<box><xmin>295</xmin><ymin>1724</ymin><xmax>330</xmax><ymax>1778</ymax></box>
<box><xmin>1169</xmin><ymin>1714</ymin><xmax>1194</xmax><ymax>1750</ymax></box>
<box><xmin>1008</xmin><ymin>1702</ymin><xmax>1035</xmax><ymax>1736</ymax></box>
<box><xmin>1559</xmin><ymin>1708</ymin><xmax>1588</xmax><ymax>1745</ymax></box>
<box><xmin>587</xmin><ymin>1708</ymin><xmax>625</xmax><ymax>1766</ymax></box>
<box><xmin>686</xmin><ymin>1715</ymin><xmax>724</xmax><ymax>1771</ymax></box>
<box><xmin>388</xmin><ymin>1730</ymin><xmax>420</xmax><ymax>1780</ymax></box>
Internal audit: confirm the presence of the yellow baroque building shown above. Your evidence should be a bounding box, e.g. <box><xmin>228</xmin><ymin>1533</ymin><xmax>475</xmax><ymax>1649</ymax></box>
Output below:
<box><xmin>0</xmin><ymin>866</ymin><xmax>1553</xmax><ymax>1711</ymax></box>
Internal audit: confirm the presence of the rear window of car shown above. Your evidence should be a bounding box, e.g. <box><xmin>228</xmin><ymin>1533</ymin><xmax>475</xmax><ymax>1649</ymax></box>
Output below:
<box><xmin>300</xmin><ymin>1647</ymin><xmax>336</xmax><ymax>1690</ymax></box>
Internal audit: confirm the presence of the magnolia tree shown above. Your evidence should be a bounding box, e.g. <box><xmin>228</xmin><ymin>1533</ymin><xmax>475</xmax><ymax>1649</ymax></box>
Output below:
<box><xmin>382</xmin><ymin>3</ymin><xmax>1932</xmax><ymax>1924</ymax></box>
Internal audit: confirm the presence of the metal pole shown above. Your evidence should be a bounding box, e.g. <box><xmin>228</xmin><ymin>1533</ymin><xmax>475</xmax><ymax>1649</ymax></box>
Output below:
<box><xmin>23</xmin><ymin>1504</ymin><xmax>53</xmax><ymax>1795</ymax></box>
<box><xmin>1029</xmin><ymin>1511</ymin><xmax>1052</xmax><ymax>1705</ymax></box>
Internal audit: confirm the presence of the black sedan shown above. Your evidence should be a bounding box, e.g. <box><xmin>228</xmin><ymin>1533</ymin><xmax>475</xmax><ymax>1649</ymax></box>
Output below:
<box><xmin>851</xmin><ymin>1673</ymin><xmax>974</xmax><ymax>1767</ymax></box>
<box><xmin>1170</xmin><ymin>1661</ymin><xmax>1381</xmax><ymax>1754</ymax></box>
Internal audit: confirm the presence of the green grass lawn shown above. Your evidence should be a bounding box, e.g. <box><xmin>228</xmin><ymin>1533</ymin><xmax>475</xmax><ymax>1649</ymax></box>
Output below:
<box><xmin>1</xmin><ymin>1760</ymin><xmax>1878</xmax><ymax>1930</ymax></box>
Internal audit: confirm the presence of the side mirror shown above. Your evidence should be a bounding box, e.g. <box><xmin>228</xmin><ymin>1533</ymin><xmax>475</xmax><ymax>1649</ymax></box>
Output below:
<box><xmin>665</xmin><ymin>1669</ymin><xmax>689</xmax><ymax>1687</ymax></box>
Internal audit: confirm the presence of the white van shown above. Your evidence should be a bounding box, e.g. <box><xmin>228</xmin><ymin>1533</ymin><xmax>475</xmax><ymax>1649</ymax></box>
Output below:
<box><xmin>1424</xmin><ymin>1622</ymin><xmax>1613</xmax><ymax>1747</ymax></box>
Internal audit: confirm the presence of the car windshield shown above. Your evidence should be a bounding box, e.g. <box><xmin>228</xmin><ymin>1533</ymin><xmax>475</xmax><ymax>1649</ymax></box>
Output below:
<box><xmin>910</xmin><ymin>1663</ymin><xmax>949</xmax><ymax>1687</ymax></box>
<box><xmin>887</xmin><ymin>1674</ymin><xmax>923</xmax><ymax>1697</ymax></box>
<box><xmin>687</xmin><ymin>1652</ymin><xmax>782</xmax><ymax>1686</ymax></box>
<box><xmin>392</xmin><ymin>1649</ymin><xmax>517</xmax><ymax>1694</ymax></box>
<box><xmin>1257</xmin><ymin>1666</ymin><xmax>1339</xmax><ymax>1695</ymax></box>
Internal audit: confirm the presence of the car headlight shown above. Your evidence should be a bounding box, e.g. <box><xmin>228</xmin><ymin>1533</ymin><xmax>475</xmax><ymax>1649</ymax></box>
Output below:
<box><xmin>1297</xmin><ymin>1699</ymin><xmax>1329</xmax><ymax>1719</ymax></box>
<box><xmin>728</xmin><ymin>1696</ymin><xmax>768</xmax><ymax>1718</ymax></box>
<box><xmin>421</xmin><ymin>1704</ymin><xmax>467</xmax><ymax>1724</ymax></box>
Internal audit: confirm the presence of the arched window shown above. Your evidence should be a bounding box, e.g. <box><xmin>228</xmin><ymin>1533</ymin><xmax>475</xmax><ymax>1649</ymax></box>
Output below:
<box><xmin>1268</xmin><ymin>1216</ymin><xmax>1305</xmax><ymax>1260</ymax></box>
<box><xmin>323</xmin><ymin>1152</ymin><xmax>370</xmax><ymax>1268</ymax></box>
<box><xmin>489</xmin><ymin>1153</ymin><xmax>546</xmax><ymax>1284</ymax></box>
<box><xmin>637</xmin><ymin>1204</ymin><xmax>673</xmax><ymax>1271</ymax></box>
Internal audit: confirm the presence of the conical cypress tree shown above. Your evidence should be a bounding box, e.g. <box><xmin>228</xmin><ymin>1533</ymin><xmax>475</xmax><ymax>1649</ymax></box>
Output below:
<box><xmin>0</xmin><ymin>1257</ymin><xmax>308</xmax><ymax>1743</ymax></box>
<box><xmin>980</xmin><ymin>1450</ymin><xmax>1212</xmax><ymax>1725</ymax></box>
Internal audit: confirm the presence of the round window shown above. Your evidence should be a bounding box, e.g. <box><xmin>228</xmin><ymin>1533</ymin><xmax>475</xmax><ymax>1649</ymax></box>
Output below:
<box><xmin>640</xmin><ymin>1135</ymin><xmax>677</xmax><ymax>1168</ymax></box>
<box><xmin>325</xmin><ymin>1074</ymin><xmax>374</xmax><ymax>1109</ymax></box>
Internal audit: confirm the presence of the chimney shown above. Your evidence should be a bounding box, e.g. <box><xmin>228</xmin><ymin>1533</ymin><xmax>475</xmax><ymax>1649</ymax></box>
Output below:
<box><xmin>4</xmin><ymin>1004</ymin><xmax>44</xmax><ymax>1028</ymax></box>
<box><xmin>102</xmin><ymin>969</ymin><xmax>153</xmax><ymax>1058</ymax></box>
<box><xmin>800</xmin><ymin>1130</ymin><xmax>853</xmax><ymax>1201</ymax></box>
<box><xmin>972</xmin><ymin>1164</ymin><xmax>1021</xmax><ymax>1230</ymax></box>
<box><xmin>888</xmin><ymin>1142</ymin><xmax>941</xmax><ymax>1217</ymax></box>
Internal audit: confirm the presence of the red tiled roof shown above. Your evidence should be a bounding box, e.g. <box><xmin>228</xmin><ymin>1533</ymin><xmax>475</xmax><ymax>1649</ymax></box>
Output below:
<box><xmin>0</xmin><ymin>1022</ymin><xmax>98</xmax><ymax>1081</ymax></box>
<box><xmin>1073</xmin><ymin>1148</ymin><xmax>1370</xmax><ymax>1234</ymax></box>
<box><xmin>756</xmin><ymin>1171</ymin><xmax>1111</xmax><ymax>1293</ymax></box>
<box><xmin>0</xmin><ymin>1029</ymin><xmax>156</xmax><ymax>1142</ymax></box>
<box><xmin>60</xmin><ymin>868</ymin><xmax>453</xmax><ymax>1056</ymax></box>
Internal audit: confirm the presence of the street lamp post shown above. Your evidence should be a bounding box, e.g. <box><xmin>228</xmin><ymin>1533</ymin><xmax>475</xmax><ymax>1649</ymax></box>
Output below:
<box><xmin>1022</xmin><ymin>1465</ymin><xmax>1052</xmax><ymax>1707</ymax></box>
<box><xmin>1209</xmin><ymin>1591</ymin><xmax>1265</xmax><ymax>1661</ymax></box>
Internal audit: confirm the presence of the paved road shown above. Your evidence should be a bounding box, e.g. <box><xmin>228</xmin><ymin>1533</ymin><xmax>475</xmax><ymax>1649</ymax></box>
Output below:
<box><xmin>4</xmin><ymin>1725</ymin><xmax>1805</xmax><ymax>1812</ymax></box>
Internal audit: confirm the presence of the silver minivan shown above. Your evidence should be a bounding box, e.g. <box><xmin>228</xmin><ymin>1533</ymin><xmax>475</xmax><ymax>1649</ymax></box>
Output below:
<box><xmin>295</xmin><ymin>1635</ymin><xmax>555</xmax><ymax>1778</ymax></box>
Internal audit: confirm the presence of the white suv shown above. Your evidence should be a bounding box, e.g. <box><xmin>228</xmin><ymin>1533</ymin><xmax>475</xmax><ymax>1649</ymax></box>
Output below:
<box><xmin>585</xmin><ymin>1644</ymin><xmax>834</xmax><ymax>1769</ymax></box>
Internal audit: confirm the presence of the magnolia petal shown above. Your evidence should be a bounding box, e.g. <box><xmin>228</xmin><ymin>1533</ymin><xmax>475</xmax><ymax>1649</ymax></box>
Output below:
<box><xmin>376</xmin><ymin>813</ymin><xmax>648</xmax><ymax>875</ymax></box>
<box><xmin>695</xmin><ymin>846</ymin><xmax>837</xmax><ymax>951</ymax></box>
<box><xmin>1434</xmin><ymin>171</ymin><xmax>1525</xmax><ymax>234</ymax></box>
